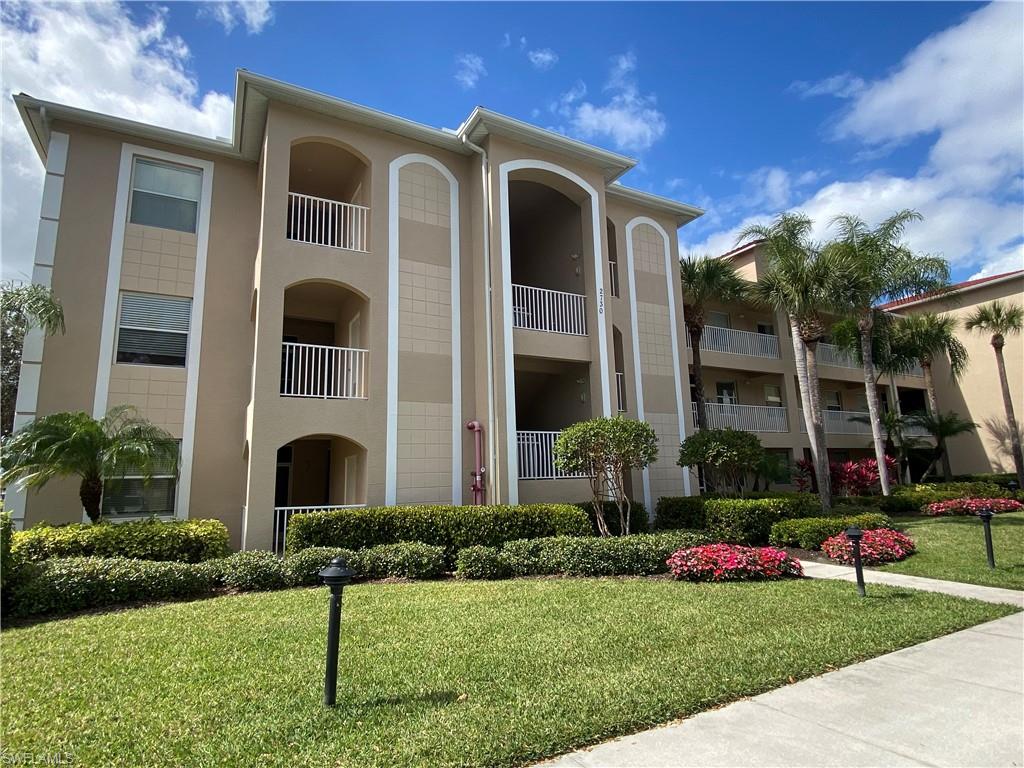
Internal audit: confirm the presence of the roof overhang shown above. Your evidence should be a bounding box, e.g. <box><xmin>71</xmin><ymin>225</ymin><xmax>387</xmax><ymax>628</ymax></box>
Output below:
<box><xmin>605</xmin><ymin>184</ymin><xmax>704</xmax><ymax>227</ymax></box>
<box><xmin>459</xmin><ymin>107</ymin><xmax>636</xmax><ymax>183</ymax></box>
<box><xmin>881</xmin><ymin>270</ymin><xmax>1024</xmax><ymax>313</ymax></box>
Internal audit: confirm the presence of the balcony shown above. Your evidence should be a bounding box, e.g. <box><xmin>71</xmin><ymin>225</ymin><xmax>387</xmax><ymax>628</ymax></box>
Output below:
<box><xmin>517</xmin><ymin>430</ymin><xmax>590</xmax><ymax>480</ymax></box>
<box><xmin>687</xmin><ymin>325</ymin><xmax>779</xmax><ymax>359</ymax></box>
<box><xmin>818</xmin><ymin>343</ymin><xmax>858</xmax><ymax>370</ymax></box>
<box><xmin>286</xmin><ymin>192</ymin><xmax>369</xmax><ymax>252</ymax></box>
<box><xmin>801</xmin><ymin>409</ymin><xmax>930</xmax><ymax>436</ymax></box>
<box><xmin>512</xmin><ymin>284</ymin><xmax>587</xmax><ymax>336</ymax></box>
<box><xmin>280</xmin><ymin>342</ymin><xmax>368</xmax><ymax>399</ymax></box>
<box><xmin>691</xmin><ymin>402</ymin><xmax>789</xmax><ymax>433</ymax></box>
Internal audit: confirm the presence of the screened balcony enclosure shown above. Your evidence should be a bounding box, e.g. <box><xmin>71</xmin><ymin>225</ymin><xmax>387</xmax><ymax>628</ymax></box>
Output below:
<box><xmin>287</xmin><ymin>140</ymin><xmax>370</xmax><ymax>251</ymax></box>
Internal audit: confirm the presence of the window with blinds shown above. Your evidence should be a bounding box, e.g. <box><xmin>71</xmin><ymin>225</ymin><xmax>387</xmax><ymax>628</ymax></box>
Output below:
<box><xmin>102</xmin><ymin>443</ymin><xmax>180</xmax><ymax>518</ymax></box>
<box><xmin>129</xmin><ymin>158</ymin><xmax>202</xmax><ymax>233</ymax></box>
<box><xmin>116</xmin><ymin>293</ymin><xmax>191</xmax><ymax>367</ymax></box>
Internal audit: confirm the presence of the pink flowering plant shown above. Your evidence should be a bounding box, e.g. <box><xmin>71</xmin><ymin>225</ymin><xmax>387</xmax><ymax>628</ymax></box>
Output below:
<box><xmin>822</xmin><ymin>528</ymin><xmax>916</xmax><ymax>565</ymax></box>
<box><xmin>667</xmin><ymin>543</ymin><xmax>802</xmax><ymax>582</ymax></box>
<box><xmin>923</xmin><ymin>498</ymin><xmax>1023</xmax><ymax>517</ymax></box>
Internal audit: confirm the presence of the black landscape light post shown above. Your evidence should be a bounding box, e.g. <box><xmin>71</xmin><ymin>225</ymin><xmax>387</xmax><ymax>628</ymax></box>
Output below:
<box><xmin>978</xmin><ymin>508</ymin><xmax>996</xmax><ymax>569</ymax></box>
<box><xmin>845</xmin><ymin>526</ymin><xmax>866</xmax><ymax>597</ymax></box>
<box><xmin>319</xmin><ymin>556</ymin><xmax>355</xmax><ymax>707</ymax></box>
<box><xmin>1007</xmin><ymin>479</ymin><xmax>1019</xmax><ymax>494</ymax></box>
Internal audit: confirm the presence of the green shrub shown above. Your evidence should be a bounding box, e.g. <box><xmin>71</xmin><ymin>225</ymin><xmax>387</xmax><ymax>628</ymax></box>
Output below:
<box><xmin>355</xmin><ymin>542</ymin><xmax>446</xmax><ymax>580</ymax></box>
<box><xmin>11</xmin><ymin>518</ymin><xmax>231</xmax><ymax>564</ymax></box>
<box><xmin>769</xmin><ymin>512</ymin><xmax>892</xmax><ymax>550</ymax></box>
<box><xmin>704</xmin><ymin>496</ymin><xmax>822</xmax><ymax>544</ymax></box>
<box><xmin>0</xmin><ymin>510</ymin><xmax>14</xmax><ymax>591</ymax></box>
<box><xmin>575</xmin><ymin>501</ymin><xmax>648</xmax><ymax>534</ymax></box>
<box><xmin>455</xmin><ymin>546</ymin><xmax>510</xmax><ymax>580</ymax></box>
<box><xmin>286</xmin><ymin>504</ymin><xmax>591</xmax><ymax>555</ymax></box>
<box><xmin>952</xmin><ymin>473</ymin><xmax>1016</xmax><ymax>487</ymax></box>
<box><xmin>878</xmin><ymin>482</ymin><xmax>1010</xmax><ymax>513</ymax></box>
<box><xmin>654</xmin><ymin>497</ymin><xmax>706</xmax><ymax>530</ymax></box>
<box><xmin>677</xmin><ymin>428</ymin><xmax>764</xmax><ymax>494</ymax></box>
<box><xmin>281</xmin><ymin>547</ymin><xmax>356</xmax><ymax>587</ymax></box>
<box><xmin>6</xmin><ymin>556</ymin><xmax>218</xmax><ymax>618</ymax></box>
<box><xmin>488</xmin><ymin>531</ymin><xmax>713</xmax><ymax>579</ymax></box>
<box><xmin>218</xmin><ymin>551</ymin><xmax>286</xmax><ymax>591</ymax></box>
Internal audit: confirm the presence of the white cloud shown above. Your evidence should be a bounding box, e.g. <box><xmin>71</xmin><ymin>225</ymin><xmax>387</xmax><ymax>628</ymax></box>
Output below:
<box><xmin>560</xmin><ymin>53</ymin><xmax>667</xmax><ymax>153</ymax></box>
<box><xmin>197</xmin><ymin>2</ymin><xmax>274</xmax><ymax>34</ymax></box>
<box><xmin>788</xmin><ymin>73</ymin><xmax>865</xmax><ymax>99</ymax></box>
<box><xmin>1</xmin><ymin>1</ymin><xmax>234</xmax><ymax>281</ymax></box>
<box><xmin>686</xmin><ymin>2</ymin><xmax>1024</xmax><ymax>278</ymax></box>
<box><xmin>527</xmin><ymin>48</ymin><xmax>559</xmax><ymax>71</ymax></box>
<box><xmin>970</xmin><ymin>244</ymin><xmax>1024</xmax><ymax>280</ymax></box>
<box><xmin>454</xmin><ymin>53</ymin><xmax>487</xmax><ymax>89</ymax></box>
<box><xmin>500</xmin><ymin>32</ymin><xmax>511</xmax><ymax>48</ymax></box>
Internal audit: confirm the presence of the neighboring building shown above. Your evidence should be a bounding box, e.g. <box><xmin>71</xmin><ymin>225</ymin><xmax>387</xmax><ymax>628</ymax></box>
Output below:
<box><xmin>879</xmin><ymin>270</ymin><xmax>1024</xmax><ymax>476</ymax></box>
<box><xmin>8</xmin><ymin>70</ymin><xmax>702</xmax><ymax>549</ymax></box>
<box><xmin>692</xmin><ymin>241</ymin><xmax>934</xmax><ymax>481</ymax></box>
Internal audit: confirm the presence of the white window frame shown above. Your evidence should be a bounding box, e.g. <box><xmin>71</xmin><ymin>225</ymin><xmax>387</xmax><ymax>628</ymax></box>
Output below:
<box><xmin>114</xmin><ymin>291</ymin><xmax>191</xmax><ymax>368</ymax></box>
<box><xmin>708</xmin><ymin>310</ymin><xmax>731</xmax><ymax>329</ymax></box>
<box><xmin>128</xmin><ymin>157</ymin><xmax>202</xmax><ymax>234</ymax></box>
<box><xmin>764</xmin><ymin>384</ymin><xmax>783</xmax><ymax>408</ymax></box>
<box><xmin>823</xmin><ymin>389</ymin><xmax>843</xmax><ymax>411</ymax></box>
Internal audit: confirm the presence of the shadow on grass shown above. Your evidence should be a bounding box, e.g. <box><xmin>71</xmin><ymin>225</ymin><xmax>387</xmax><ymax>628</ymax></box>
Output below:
<box><xmin>362</xmin><ymin>690</ymin><xmax>461</xmax><ymax>709</ymax></box>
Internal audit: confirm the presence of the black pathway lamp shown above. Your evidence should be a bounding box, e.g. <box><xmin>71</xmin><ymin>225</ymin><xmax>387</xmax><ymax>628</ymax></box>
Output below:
<box><xmin>978</xmin><ymin>508</ymin><xmax>996</xmax><ymax>570</ymax></box>
<box><xmin>845</xmin><ymin>526</ymin><xmax>866</xmax><ymax>597</ymax></box>
<box><xmin>319</xmin><ymin>556</ymin><xmax>356</xmax><ymax>706</ymax></box>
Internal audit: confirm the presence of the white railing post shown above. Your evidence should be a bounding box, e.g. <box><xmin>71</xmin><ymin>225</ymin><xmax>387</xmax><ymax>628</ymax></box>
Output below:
<box><xmin>616</xmin><ymin>372</ymin><xmax>627</xmax><ymax>413</ymax></box>
<box><xmin>696</xmin><ymin>325</ymin><xmax>779</xmax><ymax>359</ymax></box>
<box><xmin>511</xmin><ymin>284</ymin><xmax>588</xmax><ymax>336</ymax></box>
<box><xmin>691</xmin><ymin>402</ymin><xmax>790</xmax><ymax>432</ymax></box>
<box><xmin>280</xmin><ymin>342</ymin><xmax>368</xmax><ymax>399</ymax></box>
<box><xmin>287</xmin><ymin>192</ymin><xmax>370</xmax><ymax>252</ymax></box>
<box><xmin>273</xmin><ymin>504</ymin><xmax>366</xmax><ymax>554</ymax></box>
<box><xmin>516</xmin><ymin>430</ymin><xmax>591</xmax><ymax>480</ymax></box>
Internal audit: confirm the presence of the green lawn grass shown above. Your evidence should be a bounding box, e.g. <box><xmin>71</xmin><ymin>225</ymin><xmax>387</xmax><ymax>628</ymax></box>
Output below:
<box><xmin>880</xmin><ymin>510</ymin><xmax>1024</xmax><ymax>590</ymax></box>
<box><xmin>1</xmin><ymin>578</ymin><xmax>1014</xmax><ymax>767</ymax></box>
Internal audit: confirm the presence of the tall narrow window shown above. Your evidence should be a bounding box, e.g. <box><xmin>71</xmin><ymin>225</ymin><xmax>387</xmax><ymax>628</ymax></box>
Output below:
<box><xmin>765</xmin><ymin>384</ymin><xmax>783</xmax><ymax>407</ymax></box>
<box><xmin>102</xmin><ymin>442</ymin><xmax>180</xmax><ymax>518</ymax></box>
<box><xmin>129</xmin><ymin>158</ymin><xmax>202</xmax><ymax>233</ymax></box>
<box><xmin>708</xmin><ymin>310</ymin><xmax>731</xmax><ymax>329</ymax></box>
<box><xmin>823</xmin><ymin>390</ymin><xmax>843</xmax><ymax>411</ymax></box>
<box><xmin>606</xmin><ymin>218</ymin><xmax>620</xmax><ymax>297</ymax></box>
<box><xmin>116</xmin><ymin>293</ymin><xmax>192</xmax><ymax>367</ymax></box>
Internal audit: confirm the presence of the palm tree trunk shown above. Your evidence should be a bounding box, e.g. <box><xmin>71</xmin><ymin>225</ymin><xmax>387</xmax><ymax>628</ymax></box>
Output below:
<box><xmin>803</xmin><ymin>338</ymin><xmax>832</xmax><ymax>510</ymax></box>
<box><xmin>790</xmin><ymin>317</ymin><xmax>824</xmax><ymax>497</ymax></box>
<box><xmin>921</xmin><ymin>361</ymin><xmax>953</xmax><ymax>481</ymax></box>
<box><xmin>993</xmin><ymin>342</ymin><xmax>1024</xmax><ymax>487</ymax></box>
<box><xmin>79</xmin><ymin>476</ymin><xmax>103</xmax><ymax>524</ymax></box>
<box><xmin>858</xmin><ymin>321</ymin><xmax>891</xmax><ymax>496</ymax></box>
<box><xmin>689</xmin><ymin>324</ymin><xmax>707</xmax><ymax>430</ymax></box>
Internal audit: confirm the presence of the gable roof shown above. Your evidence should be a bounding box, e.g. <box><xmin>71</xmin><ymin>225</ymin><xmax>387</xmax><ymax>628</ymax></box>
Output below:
<box><xmin>878</xmin><ymin>269</ymin><xmax>1024</xmax><ymax>311</ymax></box>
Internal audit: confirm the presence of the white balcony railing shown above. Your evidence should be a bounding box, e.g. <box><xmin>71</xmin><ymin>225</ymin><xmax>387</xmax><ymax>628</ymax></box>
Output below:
<box><xmin>687</xmin><ymin>325</ymin><xmax>779</xmax><ymax>359</ymax></box>
<box><xmin>616</xmin><ymin>372</ymin><xmax>627</xmax><ymax>413</ymax></box>
<box><xmin>280</xmin><ymin>342</ymin><xmax>368</xmax><ymax>399</ymax></box>
<box><xmin>287</xmin><ymin>192</ymin><xmax>369</xmax><ymax>252</ymax></box>
<box><xmin>800</xmin><ymin>409</ymin><xmax>930</xmax><ymax>437</ymax></box>
<box><xmin>512</xmin><ymin>284</ymin><xmax>587</xmax><ymax>336</ymax></box>
<box><xmin>273</xmin><ymin>504</ymin><xmax>364</xmax><ymax>554</ymax></box>
<box><xmin>691</xmin><ymin>402</ymin><xmax>789</xmax><ymax>432</ymax></box>
<box><xmin>517</xmin><ymin>430</ymin><xmax>590</xmax><ymax>480</ymax></box>
<box><xmin>818</xmin><ymin>343</ymin><xmax>859</xmax><ymax>369</ymax></box>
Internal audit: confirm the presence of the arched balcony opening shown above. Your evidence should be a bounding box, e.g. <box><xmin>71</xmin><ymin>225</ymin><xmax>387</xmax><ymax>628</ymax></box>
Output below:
<box><xmin>287</xmin><ymin>140</ymin><xmax>371</xmax><ymax>252</ymax></box>
<box><xmin>607</xmin><ymin>218</ymin><xmax>620</xmax><ymax>298</ymax></box>
<box><xmin>272</xmin><ymin>433</ymin><xmax>367</xmax><ymax>553</ymax></box>
<box><xmin>613</xmin><ymin>326</ymin><xmax>627</xmax><ymax>413</ymax></box>
<box><xmin>508</xmin><ymin>175</ymin><xmax>588</xmax><ymax>336</ymax></box>
<box><xmin>281</xmin><ymin>281</ymin><xmax>369</xmax><ymax>399</ymax></box>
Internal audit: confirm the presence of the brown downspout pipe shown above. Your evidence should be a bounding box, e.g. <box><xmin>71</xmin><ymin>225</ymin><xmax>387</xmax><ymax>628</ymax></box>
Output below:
<box><xmin>466</xmin><ymin>420</ymin><xmax>486</xmax><ymax>504</ymax></box>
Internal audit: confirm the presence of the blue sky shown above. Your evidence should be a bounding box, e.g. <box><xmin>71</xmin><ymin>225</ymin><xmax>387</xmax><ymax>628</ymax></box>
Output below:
<box><xmin>2</xmin><ymin>2</ymin><xmax>1022</xmax><ymax>282</ymax></box>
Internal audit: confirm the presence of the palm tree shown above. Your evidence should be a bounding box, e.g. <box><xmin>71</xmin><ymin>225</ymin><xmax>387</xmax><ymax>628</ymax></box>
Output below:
<box><xmin>965</xmin><ymin>300</ymin><xmax>1024</xmax><ymax>487</ymax></box>
<box><xmin>893</xmin><ymin>313</ymin><xmax>969</xmax><ymax>479</ymax></box>
<box><xmin>828</xmin><ymin>210</ymin><xmax>949</xmax><ymax>496</ymax></box>
<box><xmin>905</xmin><ymin>410</ymin><xmax>977</xmax><ymax>482</ymax></box>
<box><xmin>1</xmin><ymin>406</ymin><xmax>179</xmax><ymax>523</ymax></box>
<box><xmin>679</xmin><ymin>255</ymin><xmax>748</xmax><ymax>429</ymax></box>
<box><xmin>1</xmin><ymin>282</ymin><xmax>65</xmax><ymax>437</ymax></box>
<box><xmin>742</xmin><ymin>213</ymin><xmax>852</xmax><ymax>510</ymax></box>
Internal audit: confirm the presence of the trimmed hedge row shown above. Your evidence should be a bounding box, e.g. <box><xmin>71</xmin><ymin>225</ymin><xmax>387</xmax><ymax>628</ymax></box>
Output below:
<box><xmin>286</xmin><ymin>503</ymin><xmax>591</xmax><ymax>554</ymax></box>
<box><xmin>835</xmin><ymin>482</ymin><xmax>1014</xmax><ymax>514</ymax></box>
<box><xmin>11</xmin><ymin>518</ymin><xmax>231</xmax><ymax>564</ymax></box>
<box><xmin>768</xmin><ymin>512</ymin><xmax>892</xmax><ymax>550</ymax></box>
<box><xmin>653</xmin><ymin>497</ymin><xmax>706</xmax><ymax>530</ymax></box>
<box><xmin>654</xmin><ymin>494</ymin><xmax>821</xmax><ymax>542</ymax></box>
<box><xmin>1</xmin><ymin>510</ymin><xmax>14</xmax><ymax>591</ymax></box>
<box><xmin>455</xmin><ymin>531</ymin><xmax>713</xmax><ymax>579</ymax></box>
<box><xmin>575</xmin><ymin>501</ymin><xmax>648</xmax><ymax>535</ymax></box>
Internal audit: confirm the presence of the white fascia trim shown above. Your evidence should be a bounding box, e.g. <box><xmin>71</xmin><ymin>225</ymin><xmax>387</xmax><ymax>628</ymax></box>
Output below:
<box><xmin>498</xmin><ymin>159</ymin><xmax>613</xmax><ymax>505</ymax></box>
<box><xmin>882</xmin><ymin>271</ymin><xmax>1024</xmax><ymax>313</ymax></box>
<box><xmin>93</xmin><ymin>143</ymin><xmax>215</xmax><ymax>521</ymax></box>
<box><xmin>385</xmin><ymin>154</ymin><xmax>463</xmax><ymax>505</ymax></box>
<box><xmin>623</xmin><ymin>222</ymin><xmax>652</xmax><ymax>513</ymax></box>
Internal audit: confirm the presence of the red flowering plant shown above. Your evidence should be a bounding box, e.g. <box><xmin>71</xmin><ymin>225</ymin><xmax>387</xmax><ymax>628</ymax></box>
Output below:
<box><xmin>822</xmin><ymin>528</ymin><xmax>916</xmax><ymax>565</ymax></box>
<box><xmin>924</xmin><ymin>498</ymin><xmax>1024</xmax><ymax>516</ymax></box>
<box><xmin>667</xmin><ymin>543</ymin><xmax>803</xmax><ymax>582</ymax></box>
<box><xmin>792</xmin><ymin>458</ymin><xmax>815</xmax><ymax>492</ymax></box>
<box><xmin>830</xmin><ymin>456</ymin><xmax>899</xmax><ymax>496</ymax></box>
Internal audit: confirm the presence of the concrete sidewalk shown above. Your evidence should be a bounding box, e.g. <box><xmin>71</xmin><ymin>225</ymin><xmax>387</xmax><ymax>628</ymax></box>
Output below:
<box><xmin>539</xmin><ymin>612</ymin><xmax>1024</xmax><ymax>767</ymax></box>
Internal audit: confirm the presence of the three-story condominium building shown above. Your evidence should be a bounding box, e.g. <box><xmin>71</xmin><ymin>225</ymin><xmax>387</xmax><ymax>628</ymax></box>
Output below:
<box><xmin>8</xmin><ymin>71</ymin><xmax>702</xmax><ymax>549</ymax></box>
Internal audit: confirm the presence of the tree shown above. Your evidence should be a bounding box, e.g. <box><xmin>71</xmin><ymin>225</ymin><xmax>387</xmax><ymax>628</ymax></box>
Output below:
<box><xmin>1</xmin><ymin>282</ymin><xmax>65</xmax><ymax>437</ymax></box>
<box><xmin>1</xmin><ymin>406</ymin><xmax>179</xmax><ymax>524</ymax></box>
<box><xmin>742</xmin><ymin>213</ymin><xmax>851</xmax><ymax>510</ymax></box>
<box><xmin>677</xmin><ymin>428</ymin><xmax>764</xmax><ymax>496</ymax></box>
<box><xmin>827</xmin><ymin>210</ymin><xmax>949</xmax><ymax>496</ymax></box>
<box><xmin>965</xmin><ymin>299</ymin><xmax>1024</xmax><ymax>487</ymax></box>
<box><xmin>553</xmin><ymin>416</ymin><xmax>658</xmax><ymax>537</ymax></box>
<box><xmin>905</xmin><ymin>410</ymin><xmax>977</xmax><ymax>482</ymax></box>
<box><xmin>849</xmin><ymin>409</ymin><xmax>925</xmax><ymax>483</ymax></box>
<box><xmin>893</xmin><ymin>313</ymin><xmax>969</xmax><ymax>479</ymax></box>
<box><xmin>679</xmin><ymin>255</ymin><xmax>747</xmax><ymax>429</ymax></box>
